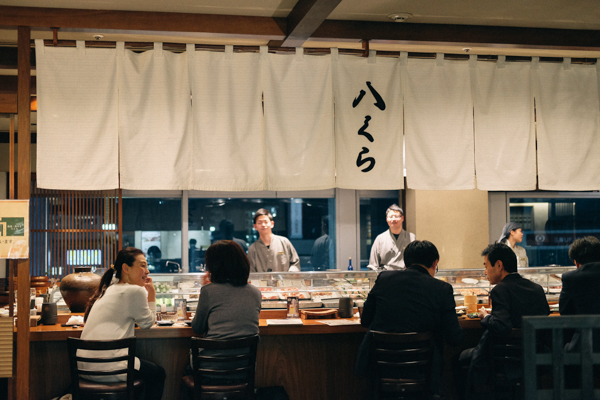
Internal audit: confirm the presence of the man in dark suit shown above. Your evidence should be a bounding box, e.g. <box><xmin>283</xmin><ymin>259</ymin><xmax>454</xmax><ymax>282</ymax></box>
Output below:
<box><xmin>458</xmin><ymin>243</ymin><xmax>550</xmax><ymax>398</ymax></box>
<box><xmin>356</xmin><ymin>240</ymin><xmax>463</xmax><ymax>397</ymax></box>
<box><xmin>559</xmin><ymin>236</ymin><xmax>600</xmax><ymax>352</ymax></box>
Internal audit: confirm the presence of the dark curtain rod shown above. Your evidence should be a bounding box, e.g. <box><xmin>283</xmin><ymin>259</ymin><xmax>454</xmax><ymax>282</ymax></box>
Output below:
<box><xmin>37</xmin><ymin>40</ymin><xmax>598</xmax><ymax>65</ymax></box>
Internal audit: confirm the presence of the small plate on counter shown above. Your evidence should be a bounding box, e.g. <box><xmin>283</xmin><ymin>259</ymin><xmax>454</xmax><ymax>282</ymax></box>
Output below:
<box><xmin>156</xmin><ymin>320</ymin><xmax>174</xmax><ymax>326</ymax></box>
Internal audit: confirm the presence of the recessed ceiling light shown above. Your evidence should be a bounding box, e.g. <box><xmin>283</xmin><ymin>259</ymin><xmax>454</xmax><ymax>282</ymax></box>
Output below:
<box><xmin>93</xmin><ymin>34</ymin><xmax>104</xmax><ymax>40</ymax></box>
<box><xmin>387</xmin><ymin>13</ymin><xmax>413</xmax><ymax>22</ymax></box>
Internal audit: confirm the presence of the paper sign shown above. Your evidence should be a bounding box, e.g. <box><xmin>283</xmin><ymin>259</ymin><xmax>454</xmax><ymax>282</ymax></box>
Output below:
<box><xmin>0</xmin><ymin>200</ymin><xmax>29</xmax><ymax>259</ymax></box>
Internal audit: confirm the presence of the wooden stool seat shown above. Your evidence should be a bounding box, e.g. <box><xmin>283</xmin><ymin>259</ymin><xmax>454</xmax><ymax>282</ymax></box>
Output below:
<box><xmin>183</xmin><ymin>334</ymin><xmax>259</xmax><ymax>400</ymax></box>
<box><xmin>67</xmin><ymin>337</ymin><xmax>144</xmax><ymax>400</ymax></box>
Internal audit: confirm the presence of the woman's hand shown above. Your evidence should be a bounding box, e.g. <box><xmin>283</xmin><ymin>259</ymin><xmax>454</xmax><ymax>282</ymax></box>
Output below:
<box><xmin>144</xmin><ymin>276</ymin><xmax>156</xmax><ymax>302</ymax></box>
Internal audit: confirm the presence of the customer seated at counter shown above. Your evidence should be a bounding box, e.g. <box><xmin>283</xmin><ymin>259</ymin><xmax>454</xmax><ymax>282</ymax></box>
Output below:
<box><xmin>458</xmin><ymin>243</ymin><xmax>549</xmax><ymax>399</ymax></box>
<box><xmin>356</xmin><ymin>240</ymin><xmax>463</xmax><ymax>398</ymax></box>
<box><xmin>560</xmin><ymin>236</ymin><xmax>600</xmax><ymax>351</ymax></box>
<box><xmin>82</xmin><ymin>247</ymin><xmax>165</xmax><ymax>400</ymax></box>
<box><xmin>248</xmin><ymin>208</ymin><xmax>300</xmax><ymax>272</ymax></box>
<box><xmin>192</xmin><ymin>240</ymin><xmax>261</xmax><ymax>339</ymax></box>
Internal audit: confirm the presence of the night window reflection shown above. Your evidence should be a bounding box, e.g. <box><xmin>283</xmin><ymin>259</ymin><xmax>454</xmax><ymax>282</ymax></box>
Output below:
<box><xmin>509</xmin><ymin>197</ymin><xmax>600</xmax><ymax>266</ymax></box>
<box><xmin>122</xmin><ymin>198</ymin><xmax>182</xmax><ymax>273</ymax></box>
<box><xmin>188</xmin><ymin>198</ymin><xmax>335</xmax><ymax>272</ymax></box>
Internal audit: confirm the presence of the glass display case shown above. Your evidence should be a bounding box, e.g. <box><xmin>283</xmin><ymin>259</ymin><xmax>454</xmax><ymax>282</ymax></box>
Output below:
<box><xmin>436</xmin><ymin>265</ymin><xmax>575</xmax><ymax>305</ymax></box>
<box><xmin>151</xmin><ymin>266</ymin><xmax>573</xmax><ymax>311</ymax></box>
<box><xmin>151</xmin><ymin>270</ymin><xmax>378</xmax><ymax>310</ymax></box>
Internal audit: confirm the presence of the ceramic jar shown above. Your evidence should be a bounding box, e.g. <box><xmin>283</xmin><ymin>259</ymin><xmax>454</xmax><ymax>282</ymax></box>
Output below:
<box><xmin>59</xmin><ymin>267</ymin><xmax>101</xmax><ymax>313</ymax></box>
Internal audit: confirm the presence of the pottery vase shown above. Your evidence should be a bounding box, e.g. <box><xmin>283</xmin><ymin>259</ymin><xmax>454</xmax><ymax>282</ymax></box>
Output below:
<box><xmin>59</xmin><ymin>267</ymin><xmax>101</xmax><ymax>313</ymax></box>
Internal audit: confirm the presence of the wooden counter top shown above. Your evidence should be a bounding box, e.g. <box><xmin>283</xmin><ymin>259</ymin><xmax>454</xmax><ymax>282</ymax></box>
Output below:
<box><xmin>27</xmin><ymin>310</ymin><xmax>492</xmax><ymax>342</ymax></box>
<box><xmin>28</xmin><ymin>317</ymin><xmax>367</xmax><ymax>341</ymax></box>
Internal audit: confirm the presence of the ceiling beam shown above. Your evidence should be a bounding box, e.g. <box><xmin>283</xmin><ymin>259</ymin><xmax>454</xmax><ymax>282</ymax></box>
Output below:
<box><xmin>312</xmin><ymin>20</ymin><xmax>600</xmax><ymax>50</ymax></box>
<box><xmin>0</xmin><ymin>6</ymin><xmax>286</xmax><ymax>40</ymax></box>
<box><xmin>1</xmin><ymin>5</ymin><xmax>599</xmax><ymax>51</ymax></box>
<box><xmin>280</xmin><ymin>0</ymin><xmax>342</xmax><ymax>48</ymax></box>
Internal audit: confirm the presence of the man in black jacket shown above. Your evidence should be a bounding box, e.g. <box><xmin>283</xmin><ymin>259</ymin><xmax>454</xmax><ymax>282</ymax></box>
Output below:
<box><xmin>559</xmin><ymin>236</ymin><xmax>600</xmax><ymax>351</ymax></box>
<box><xmin>356</xmin><ymin>240</ymin><xmax>463</xmax><ymax>397</ymax></box>
<box><xmin>458</xmin><ymin>243</ymin><xmax>549</xmax><ymax>398</ymax></box>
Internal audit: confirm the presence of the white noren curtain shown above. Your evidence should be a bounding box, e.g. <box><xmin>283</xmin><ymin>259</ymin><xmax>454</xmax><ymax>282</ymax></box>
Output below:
<box><xmin>535</xmin><ymin>60</ymin><xmax>600</xmax><ymax>190</ymax></box>
<box><xmin>118</xmin><ymin>43</ymin><xmax>192</xmax><ymax>190</ymax></box>
<box><xmin>188</xmin><ymin>45</ymin><xmax>265</xmax><ymax>191</ymax></box>
<box><xmin>405</xmin><ymin>56</ymin><xmax>475</xmax><ymax>190</ymax></box>
<box><xmin>262</xmin><ymin>49</ymin><xmax>335</xmax><ymax>190</ymax></box>
<box><xmin>35</xmin><ymin>40</ymin><xmax>119</xmax><ymax>190</ymax></box>
<box><xmin>333</xmin><ymin>51</ymin><xmax>404</xmax><ymax>189</ymax></box>
<box><xmin>473</xmin><ymin>60</ymin><xmax>536</xmax><ymax>190</ymax></box>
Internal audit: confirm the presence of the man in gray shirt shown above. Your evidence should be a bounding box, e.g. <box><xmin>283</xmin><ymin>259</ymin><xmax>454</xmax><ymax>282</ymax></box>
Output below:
<box><xmin>248</xmin><ymin>208</ymin><xmax>300</xmax><ymax>272</ymax></box>
<box><xmin>368</xmin><ymin>204</ymin><xmax>416</xmax><ymax>270</ymax></box>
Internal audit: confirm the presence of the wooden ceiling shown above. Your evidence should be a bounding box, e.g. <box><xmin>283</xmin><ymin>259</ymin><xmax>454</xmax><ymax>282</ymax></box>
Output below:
<box><xmin>0</xmin><ymin>0</ymin><xmax>599</xmax><ymax>59</ymax></box>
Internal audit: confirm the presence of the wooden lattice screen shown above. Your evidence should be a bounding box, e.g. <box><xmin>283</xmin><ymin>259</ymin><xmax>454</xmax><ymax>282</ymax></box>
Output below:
<box><xmin>29</xmin><ymin>188</ymin><xmax>121</xmax><ymax>279</ymax></box>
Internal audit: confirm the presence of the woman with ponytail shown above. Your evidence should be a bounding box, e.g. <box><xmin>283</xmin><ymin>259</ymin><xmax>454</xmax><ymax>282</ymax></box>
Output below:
<box><xmin>80</xmin><ymin>247</ymin><xmax>165</xmax><ymax>400</ymax></box>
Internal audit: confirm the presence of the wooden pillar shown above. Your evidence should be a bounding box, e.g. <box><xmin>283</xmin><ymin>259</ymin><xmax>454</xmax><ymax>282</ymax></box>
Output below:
<box><xmin>16</xmin><ymin>25</ymin><xmax>31</xmax><ymax>400</ymax></box>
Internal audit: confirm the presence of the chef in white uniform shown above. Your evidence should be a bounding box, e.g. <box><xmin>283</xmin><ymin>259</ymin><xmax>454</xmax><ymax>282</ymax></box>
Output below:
<box><xmin>368</xmin><ymin>204</ymin><xmax>416</xmax><ymax>270</ymax></box>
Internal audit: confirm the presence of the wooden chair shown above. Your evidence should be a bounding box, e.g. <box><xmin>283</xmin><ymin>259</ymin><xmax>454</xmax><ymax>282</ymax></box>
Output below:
<box><xmin>67</xmin><ymin>337</ymin><xmax>144</xmax><ymax>400</ymax></box>
<box><xmin>182</xmin><ymin>334</ymin><xmax>260</xmax><ymax>400</ymax></box>
<box><xmin>369</xmin><ymin>331</ymin><xmax>434</xmax><ymax>400</ymax></box>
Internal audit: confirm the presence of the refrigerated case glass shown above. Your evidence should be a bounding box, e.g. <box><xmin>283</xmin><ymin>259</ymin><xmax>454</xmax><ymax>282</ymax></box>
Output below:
<box><xmin>151</xmin><ymin>266</ymin><xmax>571</xmax><ymax>312</ymax></box>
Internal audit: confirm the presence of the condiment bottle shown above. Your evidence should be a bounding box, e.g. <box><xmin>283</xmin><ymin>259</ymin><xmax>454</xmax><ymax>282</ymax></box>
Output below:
<box><xmin>348</xmin><ymin>257</ymin><xmax>353</xmax><ymax>271</ymax></box>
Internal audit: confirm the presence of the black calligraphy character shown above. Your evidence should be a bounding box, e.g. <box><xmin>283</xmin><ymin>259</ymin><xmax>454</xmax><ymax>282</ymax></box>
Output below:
<box><xmin>356</xmin><ymin>147</ymin><xmax>375</xmax><ymax>172</ymax></box>
<box><xmin>366</xmin><ymin>81</ymin><xmax>385</xmax><ymax>111</ymax></box>
<box><xmin>352</xmin><ymin>82</ymin><xmax>386</xmax><ymax>111</ymax></box>
<box><xmin>358</xmin><ymin>116</ymin><xmax>374</xmax><ymax>142</ymax></box>
<box><xmin>353</xmin><ymin>90</ymin><xmax>366</xmax><ymax>108</ymax></box>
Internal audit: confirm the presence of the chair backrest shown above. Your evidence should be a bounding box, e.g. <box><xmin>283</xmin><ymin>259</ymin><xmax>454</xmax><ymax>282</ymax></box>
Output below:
<box><xmin>67</xmin><ymin>336</ymin><xmax>138</xmax><ymax>400</ymax></box>
<box><xmin>369</xmin><ymin>331</ymin><xmax>433</xmax><ymax>399</ymax></box>
<box><xmin>492</xmin><ymin>328</ymin><xmax>523</xmax><ymax>381</ymax></box>
<box><xmin>190</xmin><ymin>334</ymin><xmax>260</xmax><ymax>400</ymax></box>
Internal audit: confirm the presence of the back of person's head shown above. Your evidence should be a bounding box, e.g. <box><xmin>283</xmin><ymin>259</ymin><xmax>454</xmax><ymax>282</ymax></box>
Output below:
<box><xmin>84</xmin><ymin>247</ymin><xmax>145</xmax><ymax>321</ymax></box>
<box><xmin>253</xmin><ymin>208</ymin><xmax>274</xmax><ymax>224</ymax></box>
<box><xmin>205</xmin><ymin>240</ymin><xmax>250</xmax><ymax>286</ymax></box>
<box><xmin>498</xmin><ymin>222</ymin><xmax>521</xmax><ymax>243</ymax></box>
<box><xmin>219</xmin><ymin>219</ymin><xmax>235</xmax><ymax>239</ymax></box>
<box><xmin>481</xmin><ymin>243</ymin><xmax>517</xmax><ymax>273</ymax></box>
<box><xmin>568</xmin><ymin>236</ymin><xmax>600</xmax><ymax>265</ymax></box>
<box><xmin>404</xmin><ymin>240</ymin><xmax>439</xmax><ymax>269</ymax></box>
<box><xmin>147</xmin><ymin>245</ymin><xmax>161</xmax><ymax>259</ymax></box>
<box><xmin>386</xmin><ymin>204</ymin><xmax>404</xmax><ymax>217</ymax></box>
<box><xmin>321</xmin><ymin>215</ymin><xmax>329</xmax><ymax>230</ymax></box>
<box><xmin>189</xmin><ymin>238</ymin><xmax>197</xmax><ymax>247</ymax></box>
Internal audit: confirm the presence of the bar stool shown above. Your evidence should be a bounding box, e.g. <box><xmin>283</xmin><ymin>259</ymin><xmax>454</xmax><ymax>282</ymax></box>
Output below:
<box><xmin>182</xmin><ymin>334</ymin><xmax>259</xmax><ymax>400</ymax></box>
<box><xmin>67</xmin><ymin>337</ymin><xmax>144</xmax><ymax>400</ymax></box>
<box><xmin>369</xmin><ymin>331</ymin><xmax>434</xmax><ymax>400</ymax></box>
<box><xmin>491</xmin><ymin>329</ymin><xmax>523</xmax><ymax>400</ymax></box>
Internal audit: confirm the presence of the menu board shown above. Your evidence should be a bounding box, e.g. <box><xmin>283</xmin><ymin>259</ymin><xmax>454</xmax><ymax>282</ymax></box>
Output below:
<box><xmin>0</xmin><ymin>200</ymin><xmax>29</xmax><ymax>259</ymax></box>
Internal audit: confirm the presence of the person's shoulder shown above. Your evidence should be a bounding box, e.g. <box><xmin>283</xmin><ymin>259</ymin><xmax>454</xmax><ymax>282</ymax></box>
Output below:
<box><xmin>119</xmin><ymin>284</ymin><xmax>147</xmax><ymax>299</ymax></box>
<box><xmin>246</xmin><ymin>284</ymin><xmax>262</xmax><ymax>297</ymax></box>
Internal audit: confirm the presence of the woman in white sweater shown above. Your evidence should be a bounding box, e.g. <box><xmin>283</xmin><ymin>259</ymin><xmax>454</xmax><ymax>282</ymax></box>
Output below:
<box><xmin>81</xmin><ymin>247</ymin><xmax>165</xmax><ymax>400</ymax></box>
